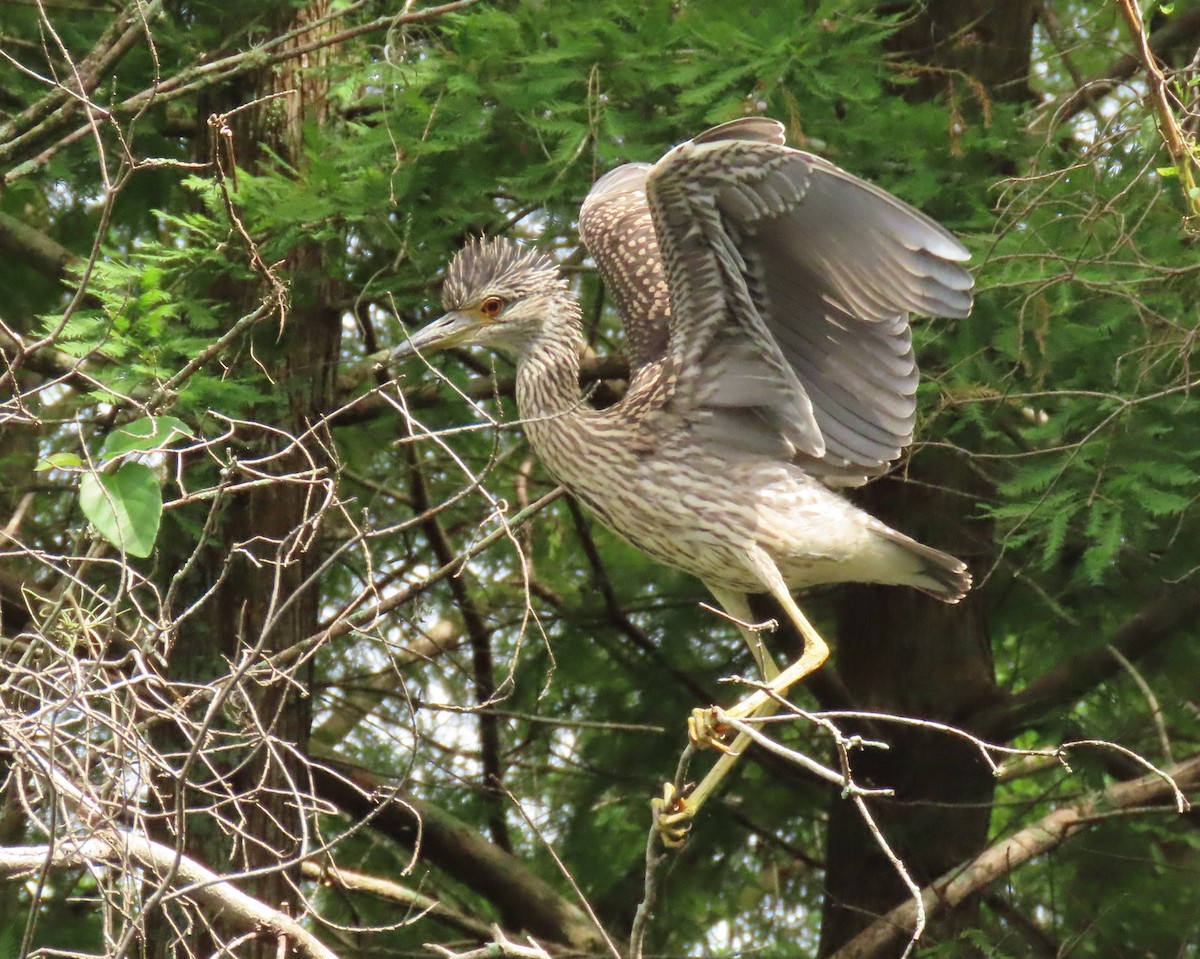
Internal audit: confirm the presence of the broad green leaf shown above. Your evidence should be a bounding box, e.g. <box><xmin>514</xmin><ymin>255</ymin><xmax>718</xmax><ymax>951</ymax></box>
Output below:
<box><xmin>36</xmin><ymin>453</ymin><xmax>83</xmax><ymax>471</ymax></box>
<box><xmin>99</xmin><ymin>416</ymin><xmax>193</xmax><ymax>459</ymax></box>
<box><xmin>79</xmin><ymin>462</ymin><xmax>163</xmax><ymax>557</ymax></box>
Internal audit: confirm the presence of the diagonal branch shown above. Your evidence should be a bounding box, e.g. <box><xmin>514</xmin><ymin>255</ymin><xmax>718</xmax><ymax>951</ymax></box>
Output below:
<box><xmin>1114</xmin><ymin>0</ymin><xmax>1200</xmax><ymax>219</ymax></box>
<box><xmin>971</xmin><ymin>583</ymin><xmax>1200</xmax><ymax>740</ymax></box>
<box><xmin>0</xmin><ymin>839</ymin><xmax>339</xmax><ymax>959</ymax></box>
<box><xmin>827</xmin><ymin>753</ymin><xmax>1200</xmax><ymax>959</ymax></box>
<box><xmin>2</xmin><ymin>0</ymin><xmax>485</xmax><ymax>184</ymax></box>
<box><xmin>0</xmin><ymin>0</ymin><xmax>162</xmax><ymax>167</ymax></box>
<box><xmin>309</xmin><ymin>754</ymin><xmax>604</xmax><ymax>951</ymax></box>
<box><xmin>0</xmin><ymin>210</ymin><xmax>77</xmax><ymax>280</ymax></box>
<box><xmin>1034</xmin><ymin>9</ymin><xmax>1200</xmax><ymax>133</ymax></box>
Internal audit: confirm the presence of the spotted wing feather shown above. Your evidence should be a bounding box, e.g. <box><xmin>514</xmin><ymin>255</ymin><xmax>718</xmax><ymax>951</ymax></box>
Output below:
<box><xmin>580</xmin><ymin>118</ymin><xmax>789</xmax><ymax>374</ymax></box>
<box><xmin>579</xmin><ymin>163</ymin><xmax>669</xmax><ymax>370</ymax></box>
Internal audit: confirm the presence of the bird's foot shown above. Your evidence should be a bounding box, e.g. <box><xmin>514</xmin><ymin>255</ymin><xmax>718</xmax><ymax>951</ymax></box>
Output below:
<box><xmin>651</xmin><ymin>781</ymin><xmax>695</xmax><ymax>848</ymax></box>
<box><xmin>688</xmin><ymin>706</ymin><xmax>735</xmax><ymax>752</ymax></box>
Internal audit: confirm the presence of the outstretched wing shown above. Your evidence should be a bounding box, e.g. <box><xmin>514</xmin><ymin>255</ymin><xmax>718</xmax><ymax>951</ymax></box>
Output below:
<box><xmin>579</xmin><ymin>118</ymin><xmax>787</xmax><ymax>373</ymax></box>
<box><xmin>583</xmin><ymin>118</ymin><xmax>973</xmax><ymax>483</ymax></box>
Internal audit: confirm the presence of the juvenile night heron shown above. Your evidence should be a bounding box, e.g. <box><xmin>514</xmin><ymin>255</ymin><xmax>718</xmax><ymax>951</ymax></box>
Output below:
<box><xmin>393</xmin><ymin>118</ymin><xmax>973</xmax><ymax>844</ymax></box>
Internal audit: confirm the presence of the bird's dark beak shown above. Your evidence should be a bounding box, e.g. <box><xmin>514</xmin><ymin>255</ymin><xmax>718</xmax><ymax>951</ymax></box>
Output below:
<box><xmin>390</xmin><ymin>311</ymin><xmax>480</xmax><ymax>364</ymax></box>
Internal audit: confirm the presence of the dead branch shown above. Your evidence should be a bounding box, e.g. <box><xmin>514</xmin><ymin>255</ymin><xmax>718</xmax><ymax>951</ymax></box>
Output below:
<box><xmin>0</xmin><ymin>837</ymin><xmax>339</xmax><ymax>959</ymax></box>
<box><xmin>300</xmin><ymin>860</ymin><xmax>495</xmax><ymax>940</ymax></box>
<box><xmin>972</xmin><ymin>583</ymin><xmax>1200</xmax><ymax>739</ymax></box>
<box><xmin>827</xmin><ymin>753</ymin><xmax>1200</xmax><ymax>959</ymax></box>
<box><xmin>308</xmin><ymin>754</ymin><xmax>604</xmax><ymax>951</ymax></box>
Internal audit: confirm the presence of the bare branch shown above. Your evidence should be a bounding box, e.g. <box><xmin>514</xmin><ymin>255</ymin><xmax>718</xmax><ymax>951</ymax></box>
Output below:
<box><xmin>1034</xmin><ymin>9</ymin><xmax>1200</xmax><ymax>133</ymax></box>
<box><xmin>308</xmin><ymin>755</ymin><xmax>604</xmax><ymax>951</ymax></box>
<box><xmin>0</xmin><ymin>837</ymin><xmax>339</xmax><ymax>959</ymax></box>
<box><xmin>425</xmin><ymin>926</ymin><xmax>552</xmax><ymax>959</ymax></box>
<box><xmin>300</xmin><ymin>861</ymin><xmax>495</xmax><ymax>940</ymax></box>
<box><xmin>1114</xmin><ymin>0</ymin><xmax>1200</xmax><ymax>219</ymax></box>
<box><xmin>972</xmin><ymin>584</ymin><xmax>1200</xmax><ymax>739</ymax></box>
<box><xmin>826</xmin><ymin>753</ymin><xmax>1200</xmax><ymax>959</ymax></box>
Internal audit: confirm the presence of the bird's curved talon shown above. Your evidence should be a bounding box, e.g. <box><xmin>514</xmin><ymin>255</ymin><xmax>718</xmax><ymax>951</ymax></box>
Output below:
<box><xmin>688</xmin><ymin>707</ymin><xmax>734</xmax><ymax>752</ymax></box>
<box><xmin>651</xmin><ymin>782</ymin><xmax>694</xmax><ymax>848</ymax></box>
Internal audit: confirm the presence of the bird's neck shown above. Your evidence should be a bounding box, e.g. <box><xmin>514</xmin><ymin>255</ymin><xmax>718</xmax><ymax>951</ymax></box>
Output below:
<box><xmin>513</xmin><ymin>311</ymin><xmax>586</xmax><ymax>425</ymax></box>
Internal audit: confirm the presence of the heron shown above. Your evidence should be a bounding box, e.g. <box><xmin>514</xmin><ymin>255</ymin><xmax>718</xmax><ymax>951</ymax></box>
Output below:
<box><xmin>391</xmin><ymin>118</ymin><xmax>973</xmax><ymax>845</ymax></box>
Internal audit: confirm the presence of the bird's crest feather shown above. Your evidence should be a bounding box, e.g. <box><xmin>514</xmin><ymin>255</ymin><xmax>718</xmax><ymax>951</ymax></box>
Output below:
<box><xmin>442</xmin><ymin>236</ymin><xmax>561</xmax><ymax>309</ymax></box>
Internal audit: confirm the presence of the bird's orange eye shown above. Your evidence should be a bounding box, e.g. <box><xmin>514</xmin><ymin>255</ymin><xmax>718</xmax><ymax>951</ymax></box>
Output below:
<box><xmin>480</xmin><ymin>296</ymin><xmax>505</xmax><ymax>319</ymax></box>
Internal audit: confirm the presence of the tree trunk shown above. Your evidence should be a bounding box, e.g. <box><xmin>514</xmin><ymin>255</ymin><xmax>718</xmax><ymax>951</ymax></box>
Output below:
<box><xmin>818</xmin><ymin>2</ymin><xmax>1035</xmax><ymax>952</ymax></box>
<box><xmin>820</xmin><ymin>461</ymin><xmax>998</xmax><ymax>953</ymax></box>
<box><xmin>150</xmin><ymin>3</ymin><xmax>338</xmax><ymax>954</ymax></box>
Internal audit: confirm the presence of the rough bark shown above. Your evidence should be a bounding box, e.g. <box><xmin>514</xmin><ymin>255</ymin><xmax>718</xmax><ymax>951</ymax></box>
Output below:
<box><xmin>818</xmin><ymin>3</ymin><xmax>1037</xmax><ymax>952</ymax></box>
<box><xmin>883</xmin><ymin>0</ymin><xmax>1036</xmax><ymax>107</ymax></box>
<box><xmin>820</xmin><ymin>462</ymin><xmax>998</xmax><ymax>954</ymax></box>
<box><xmin>149</xmin><ymin>3</ymin><xmax>340</xmax><ymax>954</ymax></box>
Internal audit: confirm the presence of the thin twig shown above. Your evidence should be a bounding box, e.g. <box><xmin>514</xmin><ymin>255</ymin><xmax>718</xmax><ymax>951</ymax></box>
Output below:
<box><xmin>1114</xmin><ymin>0</ymin><xmax>1200</xmax><ymax>221</ymax></box>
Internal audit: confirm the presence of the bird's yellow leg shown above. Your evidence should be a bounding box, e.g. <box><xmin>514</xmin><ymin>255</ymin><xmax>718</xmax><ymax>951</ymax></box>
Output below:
<box><xmin>652</xmin><ymin>586</ymin><xmax>783</xmax><ymax>847</ymax></box>
<box><xmin>652</xmin><ymin>553</ymin><xmax>831</xmax><ymax>847</ymax></box>
<box><xmin>723</xmin><ymin>545</ymin><xmax>829</xmax><ymax>721</ymax></box>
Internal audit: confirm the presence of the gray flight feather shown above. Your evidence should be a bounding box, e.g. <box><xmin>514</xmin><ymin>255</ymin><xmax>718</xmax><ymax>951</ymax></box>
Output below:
<box><xmin>578</xmin><ymin>120</ymin><xmax>973</xmax><ymax>482</ymax></box>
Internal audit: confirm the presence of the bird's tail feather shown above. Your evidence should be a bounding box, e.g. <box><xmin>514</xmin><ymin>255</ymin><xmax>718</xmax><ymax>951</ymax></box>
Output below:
<box><xmin>874</xmin><ymin>525</ymin><xmax>972</xmax><ymax>604</ymax></box>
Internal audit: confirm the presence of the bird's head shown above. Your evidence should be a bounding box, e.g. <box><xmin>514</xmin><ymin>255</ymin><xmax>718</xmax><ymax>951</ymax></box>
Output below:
<box><xmin>392</xmin><ymin>236</ymin><xmax>570</xmax><ymax>363</ymax></box>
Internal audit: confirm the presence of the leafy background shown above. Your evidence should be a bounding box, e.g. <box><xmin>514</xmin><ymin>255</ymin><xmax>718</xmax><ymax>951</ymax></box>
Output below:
<box><xmin>2</xmin><ymin>1</ymin><xmax>1200</xmax><ymax>957</ymax></box>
